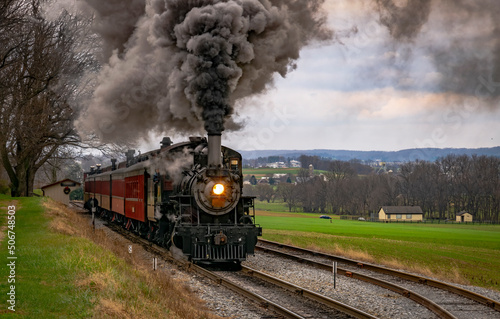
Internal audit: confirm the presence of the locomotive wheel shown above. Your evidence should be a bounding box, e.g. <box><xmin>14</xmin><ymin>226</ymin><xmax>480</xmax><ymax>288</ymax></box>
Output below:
<box><xmin>118</xmin><ymin>214</ymin><xmax>125</xmax><ymax>226</ymax></box>
<box><xmin>152</xmin><ymin>227</ymin><xmax>163</xmax><ymax>245</ymax></box>
<box><xmin>164</xmin><ymin>233</ymin><xmax>172</xmax><ymax>249</ymax></box>
<box><xmin>172</xmin><ymin>233</ymin><xmax>182</xmax><ymax>250</ymax></box>
<box><xmin>138</xmin><ymin>222</ymin><xmax>149</xmax><ymax>238</ymax></box>
<box><xmin>146</xmin><ymin>225</ymin><xmax>156</xmax><ymax>241</ymax></box>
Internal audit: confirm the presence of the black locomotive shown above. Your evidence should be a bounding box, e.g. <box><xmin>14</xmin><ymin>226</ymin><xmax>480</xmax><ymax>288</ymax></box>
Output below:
<box><xmin>84</xmin><ymin>134</ymin><xmax>262</xmax><ymax>265</ymax></box>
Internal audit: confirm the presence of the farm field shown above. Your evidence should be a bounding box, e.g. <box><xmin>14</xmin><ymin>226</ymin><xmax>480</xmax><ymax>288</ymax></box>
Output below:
<box><xmin>253</xmin><ymin>200</ymin><xmax>500</xmax><ymax>291</ymax></box>
<box><xmin>243</xmin><ymin>167</ymin><xmax>302</xmax><ymax>178</ymax></box>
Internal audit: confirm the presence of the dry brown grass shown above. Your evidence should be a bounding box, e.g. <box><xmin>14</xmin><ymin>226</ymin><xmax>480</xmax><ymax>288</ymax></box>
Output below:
<box><xmin>43</xmin><ymin>198</ymin><xmax>221</xmax><ymax>319</ymax></box>
<box><xmin>75</xmin><ymin>271</ymin><xmax>114</xmax><ymax>293</ymax></box>
<box><xmin>95</xmin><ymin>299</ymin><xmax>130</xmax><ymax>319</ymax></box>
<box><xmin>326</xmin><ymin>244</ymin><xmax>377</xmax><ymax>264</ymax></box>
<box><xmin>380</xmin><ymin>257</ymin><xmax>469</xmax><ymax>285</ymax></box>
<box><xmin>264</xmin><ymin>229</ymin><xmax>472</xmax><ymax>285</ymax></box>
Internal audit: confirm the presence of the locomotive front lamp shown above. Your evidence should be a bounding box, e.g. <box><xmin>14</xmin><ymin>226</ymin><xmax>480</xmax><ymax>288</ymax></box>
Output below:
<box><xmin>213</xmin><ymin>183</ymin><xmax>225</xmax><ymax>195</ymax></box>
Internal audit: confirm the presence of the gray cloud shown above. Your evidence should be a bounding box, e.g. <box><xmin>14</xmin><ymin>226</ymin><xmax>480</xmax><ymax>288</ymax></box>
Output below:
<box><xmin>374</xmin><ymin>0</ymin><xmax>432</xmax><ymax>41</ymax></box>
<box><xmin>84</xmin><ymin>0</ymin><xmax>146</xmax><ymax>61</ymax></box>
<box><xmin>79</xmin><ymin>0</ymin><xmax>333</xmax><ymax>142</ymax></box>
<box><xmin>373</xmin><ymin>0</ymin><xmax>500</xmax><ymax>104</ymax></box>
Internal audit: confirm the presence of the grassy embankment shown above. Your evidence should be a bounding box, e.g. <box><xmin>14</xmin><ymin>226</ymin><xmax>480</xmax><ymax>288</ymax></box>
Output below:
<box><xmin>254</xmin><ymin>199</ymin><xmax>500</xmax><ymax>291</ymax></box>
<box><xmin>0</xmin><ymin>195</ymin><xmax>219</xmax><ymax>318</ymax></box>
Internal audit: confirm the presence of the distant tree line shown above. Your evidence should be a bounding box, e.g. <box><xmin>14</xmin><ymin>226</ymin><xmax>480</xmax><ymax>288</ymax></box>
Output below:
<box><xmin>245</xmin><ymin>154</ymin><xmax>500</xmax><ymax>222</ymax></box>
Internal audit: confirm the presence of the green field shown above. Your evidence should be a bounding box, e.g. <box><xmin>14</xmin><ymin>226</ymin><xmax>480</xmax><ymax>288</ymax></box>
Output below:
<box><xmin>253</xmin><ymin>200</ymin><xmax>500</xmax><ymax>291</ymax></box>
<box><xmin>0</xmin><ymin>196</ymin><xmax>216</xmax><ymax>318</ymax></box>
<box><xmin>243</xmin><ymin>167</ymin><xmax>302</xmax><ymax>177</ymax></box>
<box><xmin>0</xmin><ymin>196</ymin><xmax>95</xmax><ymax>317</ymax></box>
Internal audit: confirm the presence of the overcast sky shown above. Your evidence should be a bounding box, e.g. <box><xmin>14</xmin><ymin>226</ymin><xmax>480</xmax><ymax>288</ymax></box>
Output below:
<box><xmin>65</xmin><ymin>0</ymin><xmax>499</xmax><ymax>153</ymax></box>
<box><xmin>214</xmin><ymin>1</ymin><xmax>500</xmax><ymax>152</ymax></box>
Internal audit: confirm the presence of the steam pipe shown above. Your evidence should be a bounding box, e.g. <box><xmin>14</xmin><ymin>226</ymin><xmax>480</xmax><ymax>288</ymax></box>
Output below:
<box><xmin>207</xmin><ymin>133</ymin><xmax>222</xmax><ymax>167</ymax></box>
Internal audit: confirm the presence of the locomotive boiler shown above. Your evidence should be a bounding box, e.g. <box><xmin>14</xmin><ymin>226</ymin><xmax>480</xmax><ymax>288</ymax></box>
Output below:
<box><xmin>84</xmin><ymin>134</ymin><xmax>262</xmax><ymax>265</ymax></box>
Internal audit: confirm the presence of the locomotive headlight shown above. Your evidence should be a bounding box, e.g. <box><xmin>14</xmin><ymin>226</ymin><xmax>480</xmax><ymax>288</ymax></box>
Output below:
<box><xmin>213</xmin><ymin>183</ymin><xmax>225</xmax><ymax>195</ymax></box>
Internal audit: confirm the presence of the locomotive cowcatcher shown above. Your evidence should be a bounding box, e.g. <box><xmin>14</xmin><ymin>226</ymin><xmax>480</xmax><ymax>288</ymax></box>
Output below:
<box><xmin>84</xmin><ymin>134</ymin><xmax>262</xmax><ymax>265</ymax></box>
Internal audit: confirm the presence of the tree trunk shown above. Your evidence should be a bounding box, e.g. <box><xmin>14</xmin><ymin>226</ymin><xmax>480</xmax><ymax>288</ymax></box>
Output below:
<box><xmin>10</xmin><ymin>158</ymin><xmax>36</xmax><ymax>197</ymax></box>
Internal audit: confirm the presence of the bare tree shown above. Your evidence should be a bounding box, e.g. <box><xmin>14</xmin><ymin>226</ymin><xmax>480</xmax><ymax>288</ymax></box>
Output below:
<box><xmin>277</xmin><ymin>183</ymin><xmax>300</xmax><ymax>212</ymax></box>
<box><xmin>37</xmin><ymin>146</ymin><xmax>83</xmax><ymax>186</ymax></box>
<box><xmin>0</xmin><ymin>1</ymin><xmax>95</xmax><ymax>196</ymax></box>
<box><xmin>255</xmin><ymin>184</ymin><xmax>275</xmax><ymax>203</ymax></box>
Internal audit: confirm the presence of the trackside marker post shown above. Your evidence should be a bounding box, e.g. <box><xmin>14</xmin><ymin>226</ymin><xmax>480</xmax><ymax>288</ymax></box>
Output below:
<box><xmin>333</xmin><ymin>261</ymin><xmax>338</xmax><ymax>289</ymax></box>
<box><xmin>153</xmin><ymin>257</ymin><xmax>157</xmax><ymax>271</ymax></box>
<box><xmin>91</xmin><ymin>202</ymin><xmax>96</xmax><ymax>231</ymax></box>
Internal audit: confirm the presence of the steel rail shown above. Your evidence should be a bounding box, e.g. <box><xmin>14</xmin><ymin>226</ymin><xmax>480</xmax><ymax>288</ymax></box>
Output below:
<box><xmin>256</xmin><ymin>244</ymin><xmax>456</xmax><ymax>319</ymax></box>
<box><xmin>92</xmin><ymin>218</ymin><xmax>312</xmax><ymax>318</ymax></box>
<box><xmin>73</xmin><ymin>202</ymin><xmax>306</xmax><ymax>318</ymax></box>
<box><xmin>191</xmin><ymin>264</ymin><xmax>307</xmax><ymax>319</ymax></box>
<box><xmin>259</xmin><ymin>238</ymin><xmax>500</xmax><ymax>313</ymax></box>
<box><xmin>108</xmin><ymin>222</ymin><xmax>375</xmax><ymax>318</ymax></box>
<box><xmin>241</xmin><ymin>265</ymin><xmax>379</xmax><ymax>319</ymax></box>
<box><xmin>74</xmin><ymin>202</ymin><xmax>457</xmax><ymax>319</ymax></box>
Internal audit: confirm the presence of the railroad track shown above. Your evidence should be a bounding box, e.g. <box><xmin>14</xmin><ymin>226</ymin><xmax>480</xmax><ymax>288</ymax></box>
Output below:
<box><xmin>207</xmin><ymin>265</ymin><xmax>376</xmax><ymax>319</ymax></box>
<box><xmin>106</xmin><ymin>224</ymin><xmax>378</xmax><ymax>318</ymax></box>
<box><xmin>256</xmin><ymin>239</ymin><xmax>500</xmax><ymax>319</ymax></box>
<box><xmin>69</xmin><ymin>202</ymin><xmax>375</xmax><ymax>318</ymax></box>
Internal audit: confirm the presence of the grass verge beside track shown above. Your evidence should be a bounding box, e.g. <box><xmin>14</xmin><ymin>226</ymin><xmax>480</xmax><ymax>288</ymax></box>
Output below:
<box><xmin>254</xmin><ymin>202</ymin><xmax>500</xmax><ymax>292</ymax></box>
<box><xmin>0</xmin><ymin>195</ymin><xmax>219</xmax><ymax>318</ymax></box>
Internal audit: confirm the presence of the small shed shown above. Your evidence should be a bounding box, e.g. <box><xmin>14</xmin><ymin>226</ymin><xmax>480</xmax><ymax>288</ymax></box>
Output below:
<box><xmin>378</xmin><ymin>206</ymin><xmax>424</xmax><ymax>222</ymax></box>
<box><xmin>41</xmin><ymin>179</ymin><xmax>81</xmax><ymax>206</ymax></box>
<box><xmin>456</xmin><ymin>211</ymin><xmax>473</xmax><ymax>223</ymax></box>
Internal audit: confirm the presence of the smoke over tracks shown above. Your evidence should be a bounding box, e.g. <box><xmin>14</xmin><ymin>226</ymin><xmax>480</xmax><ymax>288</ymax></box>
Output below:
<box><xmin>73</xmin><ymin>0</ymin><xmax>500</xmax><ymax>146</ymax></box>
<box><xmin>78</xmin><ymin>0</ymin><xmax>333</xmax><ymax>142</ymax></box>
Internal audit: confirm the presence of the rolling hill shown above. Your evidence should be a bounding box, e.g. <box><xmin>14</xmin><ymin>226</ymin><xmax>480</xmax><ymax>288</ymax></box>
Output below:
<box><xmin>238</xmin><ymin>147</ymin><xmax>500</xmax><ymax>162</ymax></box>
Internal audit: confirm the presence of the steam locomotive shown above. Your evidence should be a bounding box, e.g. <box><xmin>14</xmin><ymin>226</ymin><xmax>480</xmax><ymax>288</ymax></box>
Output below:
<box><xmin>84</xmin><ymin>134</ymin><xmax>262</xmax><ymax>265</ymax></box>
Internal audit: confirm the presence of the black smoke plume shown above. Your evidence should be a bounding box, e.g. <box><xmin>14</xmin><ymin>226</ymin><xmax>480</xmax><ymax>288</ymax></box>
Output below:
<box><xmin>84</xmin><ymin>0</ymin><xmax>146</xmax><ymax>61</ymax></box>
<box><xmin>375</xmin><ymin>0</ymin><xmax>432</xmax><ymax>41</ymax></box>
<box><xmin>79</xmin><ymin>0</ymin><xmax>332</xmax><ymax>141</ymax></box>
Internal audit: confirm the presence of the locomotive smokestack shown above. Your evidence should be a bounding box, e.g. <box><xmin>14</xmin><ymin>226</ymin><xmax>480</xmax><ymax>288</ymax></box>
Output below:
<box><xmin>207</xmin><ymin>133</ymin><xmax>222</xmax><ymax>168</ymax></box>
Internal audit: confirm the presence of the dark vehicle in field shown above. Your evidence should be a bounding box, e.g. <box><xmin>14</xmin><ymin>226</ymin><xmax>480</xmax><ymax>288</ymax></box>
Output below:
<box><xmin>84</xmin><ymin>135</ymin><xmax>262</xmax><ymax>265</ymax></box>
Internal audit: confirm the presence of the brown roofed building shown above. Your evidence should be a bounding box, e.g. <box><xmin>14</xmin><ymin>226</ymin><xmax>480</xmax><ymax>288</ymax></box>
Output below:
<box><xmin>378</xmin><ymin>206</ymin><xmax>424</xmax><ymax>222</ymax></box>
